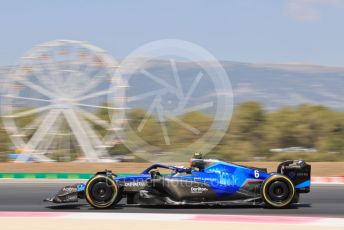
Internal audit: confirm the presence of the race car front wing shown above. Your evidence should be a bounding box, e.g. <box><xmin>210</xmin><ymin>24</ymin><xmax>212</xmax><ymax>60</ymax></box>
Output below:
<box><xmin>44</xmin><ymin>183</ymin><xmax>85</xmax><ymax>203</ymax></box>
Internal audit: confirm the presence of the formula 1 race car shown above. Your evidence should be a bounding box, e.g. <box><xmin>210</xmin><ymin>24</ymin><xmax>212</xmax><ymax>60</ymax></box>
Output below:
<box><xmin>45</xmin><ymin>153</ymin><xmax>311</xmax><ymax>209</ymax></box>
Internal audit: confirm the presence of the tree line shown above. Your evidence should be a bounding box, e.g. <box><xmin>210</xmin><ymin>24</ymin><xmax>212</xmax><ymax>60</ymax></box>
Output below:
<box><xmin>109</xmin><ymin>101</ymin><xmax>344</xmax><ymax>162</ymax></box>
<box><xmin>1</xmin><ymin>101</ymin><xmax>344</xmax><ymax>162</ymax></box>
<box><xmin>212</xmin><ymin>102</ymin><xmax>344</xmax><ymax>161</ymax></box>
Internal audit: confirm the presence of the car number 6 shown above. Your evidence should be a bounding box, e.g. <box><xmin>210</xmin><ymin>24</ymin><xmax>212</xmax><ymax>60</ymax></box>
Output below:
<box><xmin>254</xmin><ymin>170</ymin><xmax>260</xmax><ymax>178</ymax></box>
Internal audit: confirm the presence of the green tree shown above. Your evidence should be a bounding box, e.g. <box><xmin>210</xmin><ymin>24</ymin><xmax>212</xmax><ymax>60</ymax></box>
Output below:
<box><xmin>214</xmin><ymin>101</ymin><xmax>266</xmax><ymax>160</ymax></box>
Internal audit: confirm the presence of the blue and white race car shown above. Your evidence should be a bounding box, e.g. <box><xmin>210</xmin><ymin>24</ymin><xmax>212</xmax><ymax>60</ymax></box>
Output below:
<box><xmin>45</xmin><ymin>153</ymin><xmax>311</xmax><ymax>209</ymax></box>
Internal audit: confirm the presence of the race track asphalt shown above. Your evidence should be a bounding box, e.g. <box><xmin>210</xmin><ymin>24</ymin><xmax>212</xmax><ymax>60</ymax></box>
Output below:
<box><xmin>0</xmin><ymin>181</ymin><xmax>343</xmax><ymax>217</ymax></box>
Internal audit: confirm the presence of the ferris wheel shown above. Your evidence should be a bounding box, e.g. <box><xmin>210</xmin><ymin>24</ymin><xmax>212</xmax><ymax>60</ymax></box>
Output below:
<box><xmin>1</xmin><ymin>40</ymin><xmax>126</xmax><ymax>162</ymax></box>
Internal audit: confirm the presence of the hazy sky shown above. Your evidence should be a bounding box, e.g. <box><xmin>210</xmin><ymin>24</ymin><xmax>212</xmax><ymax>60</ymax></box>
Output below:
<box><xmin>1</xmin><ymin>0</ymin><xmax>344</xmax><ymax>66</ymax></box>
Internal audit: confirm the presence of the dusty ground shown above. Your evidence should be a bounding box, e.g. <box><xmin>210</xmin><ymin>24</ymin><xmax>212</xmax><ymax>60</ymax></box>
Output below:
<box><xmin>0</xmin><ymin>162</ymin><xmax>343</xmax><ymax>176</ymax></box>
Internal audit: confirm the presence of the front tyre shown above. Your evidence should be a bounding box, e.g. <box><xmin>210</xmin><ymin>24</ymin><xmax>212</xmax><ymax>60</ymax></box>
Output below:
<box><xmin>85</xmin><ymin>175</ymin><xmax>121</xmax><ymax>209</ymax></box>
<box><xmin>261</xmin><ymin>174</ymin><xmax>295</xmax><ymax>209</ymax></box>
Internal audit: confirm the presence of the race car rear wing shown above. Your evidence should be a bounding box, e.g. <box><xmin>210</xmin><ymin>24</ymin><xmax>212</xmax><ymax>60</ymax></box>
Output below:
<box><xmin>277</xmin><ymin>160</ymin><xmax>311</xmax><ymax>193</ymax></box>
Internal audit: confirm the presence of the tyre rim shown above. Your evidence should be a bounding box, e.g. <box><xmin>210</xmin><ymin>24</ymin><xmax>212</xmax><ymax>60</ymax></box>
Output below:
<box><xmin>268</xmin><ymin>181</ymin><xmax>289</xmax><ymax>201</ymax></box>
<box><xmin>91</xmin><ymin>181</ymin><xmax>113</xmax><ymax>202</ymax></box>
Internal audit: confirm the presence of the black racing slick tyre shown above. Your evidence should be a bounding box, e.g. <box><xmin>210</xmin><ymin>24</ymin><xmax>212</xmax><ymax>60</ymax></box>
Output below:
<box><xmin>85</xmin><ymin>175</ymin><xmax>121</xmax><ymax>209</ymax></box>
<box><xmin>292</xmin><ymin>192</ymin><xmax>300</xmax><ymax>204</ymax></box>
<box><xmin>261</xmin><ymin>174</ymin><xmax>295</xmax><ymax>209</ymax></box>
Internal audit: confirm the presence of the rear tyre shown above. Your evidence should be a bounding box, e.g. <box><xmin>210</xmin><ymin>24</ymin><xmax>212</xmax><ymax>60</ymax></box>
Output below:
<box><xmin>261</xmin><ymin>174</ymin><xmax>295</xmax><ymax>209</ymax></box>
<box><xmin>292</xmin><ymin>192</ymin><xmax>300</xmax><ymax>204</ymax></box>
<box><xmin>85</xmin><ymin>175</ymin><xmax>121</xmax><ymax>209</ymax></box>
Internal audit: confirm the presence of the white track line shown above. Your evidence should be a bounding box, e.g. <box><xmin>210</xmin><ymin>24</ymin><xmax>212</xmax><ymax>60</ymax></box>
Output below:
<box><xmin>1</xmin><ymin>212</ymin><xmax>344</xmax><ymax>227</ymax></box>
